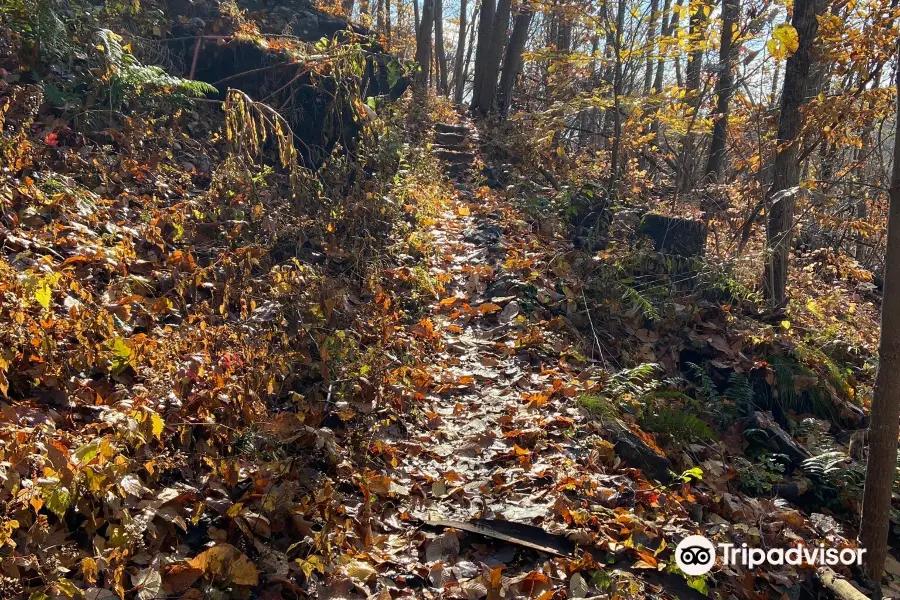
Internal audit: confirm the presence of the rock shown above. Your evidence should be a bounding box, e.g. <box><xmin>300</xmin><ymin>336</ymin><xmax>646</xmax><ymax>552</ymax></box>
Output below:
<box><xmin>742</xmin><ymin>411</ymin><xmax>811</xmax><ymax>468</ymax></box>
<box><xmin>569</xmin><ymin>183</ymin><xmax>612</xmax><ymax>253</ymax></box>
<box><xmin>604</xmin><ymin>419</ymin><xmax>673</xmax><ymax>484</ymax></box>
<box><xmin>609</xmin><ymin>207</ymin><xmax>646</xmax><ymax>242</ymax></box>
<box><xmin>636</xmin><ymin>214</ymin><xmax>707</xmax><ymax>257</ymax></box>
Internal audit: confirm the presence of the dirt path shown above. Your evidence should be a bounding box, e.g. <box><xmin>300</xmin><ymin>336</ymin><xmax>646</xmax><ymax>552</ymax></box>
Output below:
<box><xmin>349</xmin><ymin>118</ymin><xmax>706</xmax><ymax>599</ymax></box>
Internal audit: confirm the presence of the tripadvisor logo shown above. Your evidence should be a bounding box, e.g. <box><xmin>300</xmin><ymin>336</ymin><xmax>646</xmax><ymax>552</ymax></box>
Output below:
<box><xmin>674</xmin><ymin>535</ymin><xmax>866</xmax><ymax>576</ymax></box>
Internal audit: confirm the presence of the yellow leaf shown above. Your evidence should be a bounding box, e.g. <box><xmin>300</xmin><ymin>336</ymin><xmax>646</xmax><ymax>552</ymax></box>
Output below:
<box><xmin>81</xmin><ymin>557</ymin><xmax>98</xmax><ymax>584</ymax></box>
<box><xmin>150</xmin><ymin>412</ymin><xmax>164</xmax><ymax>440</ymax></box>
<box><xmin>457</xmin><ymin>205</ymin><xmax>470</xmax><ymax>216</ymax></box>
<box><xmin>297</xmin><ymin>555</ymin><xmax>326</xmax><ymax>579</ymax></box>
<box><xmin>478</xmin><ymin>303</ymin><xmax>502</xmax><ymax>314</ymax></box>
<box><xmin>769</xmin><ymin>23</ymin><xmax>799</xmax><ymax>59</ymax></box>
<box><xmin>187</xmin><ymin>543</ymin><xmax>259</xmax><ymax>586</ymax></box>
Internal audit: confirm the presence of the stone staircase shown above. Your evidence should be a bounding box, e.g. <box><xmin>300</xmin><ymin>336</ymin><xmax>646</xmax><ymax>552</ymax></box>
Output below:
<box><xmin>432</xmin><ymin>121</ymin><xmax>477</xmax><ymax>179</ymax></box>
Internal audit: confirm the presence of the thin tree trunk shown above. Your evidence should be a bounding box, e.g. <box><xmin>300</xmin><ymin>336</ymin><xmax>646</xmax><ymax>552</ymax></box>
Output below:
<box><xmin>608</xmin><ymin>0</ymin><xmax>626</xmax><ymax>199</ymax></box>
<box><xmin>434</xmin><ymin>0</ymin><xmax>448</xmax><ymax>93</ymax></box>
<box><xmin>471</xmin><ymin>0</ymin><xmax>496</xmax><ymax>109</ymax></box>
<box><xmin>415</xmin><ymin>0</ymin><xmax>436</xmax><ymax>89</ymax></box>
<box><xmin>860</xmin><ymin>34</ymin><xmax>900</xmax><ymax>590</ymax></box>
<box><xmin>452</xmin><ymin>0</ymin><xmax>468</xmax><ymax>103</ymax></box>
<box><xmin>678</xmin><ymin>0</ymin><xmax>709</xmax><ymax>192</ymax></box>
<box><xmin>763</xmin><ymin>0</ymin><xmax>825</xmax><ymax>309</ymax></box>
<box><xmin>643</xmin><ymin>0</ymin><xmax>660</xmax><ymax>95</ymax></box>
<box><xmin>704</xmin><ymin>0</ymin><xmax>740</xmax><ymax>179</ymax></box>
<box><xmin>460</xmin><ymin>4</ymin><xmax>480</xmax><ymax>103</ymax></box>
<box><xmin>413</xmin><ymin>0</ymin><xmax>420</xmax><ymax>36</ymax></box>
<box><xmin>673</xmin><ymin>0</ymin><xmax>684</xmax><ymax>87</ymax></box>
<box><xmin>474</xmin><ymin>0</ymin><xmax>511</xmax><ymax>114</ymax></box>
<box><xmin>377</xmin><ymin>0</ymin><xmax>386</xmax><ymax>33</ymax></box>
<box><xmin>497</xmin><ymin>6</ymin><xmax>533</xmax><ymax>116</ymax></box>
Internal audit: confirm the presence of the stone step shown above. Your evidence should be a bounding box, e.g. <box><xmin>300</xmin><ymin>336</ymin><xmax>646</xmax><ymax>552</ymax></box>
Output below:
<box><xmin>432</xmin><ymin>143</ymin><xmax>470</xmax><ymax>154</ymax></box>
<box><xmin>433</xmin><ymin>149</ymin><xmax>476</xmax><ymax>163</ymax></box>
<box><xmin>436</xmin><ymin>123</ymin><xmax>470</xmax><ymax>135</ymax></box>
<box><xmin>435</xmin><ymin>131</ymin><xmax>468</xmax><ymax>146</ymax></box>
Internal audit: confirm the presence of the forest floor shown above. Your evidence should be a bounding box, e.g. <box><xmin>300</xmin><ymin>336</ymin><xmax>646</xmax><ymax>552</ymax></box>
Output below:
<box><xmin>330</xmin><ymin>114</ymin><xmax>886</xmax><ymax>600</ymax></box>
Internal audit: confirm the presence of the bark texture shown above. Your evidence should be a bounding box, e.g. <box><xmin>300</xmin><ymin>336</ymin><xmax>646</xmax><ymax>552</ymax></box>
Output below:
<box><xmin>763</xmin><ymin>0</ymin><xmax>825</xmax><ymax>308</ymax></box>
<box><xmin>704</xmin><ymin>0</ymin><xmax>740</xmax><ymax>179</ymax></box>
<box><xmin>452</xmin><ymin>0</ymin><xmax>468</xmax><ymax>103</ymax></box>
<box><xmin>859</xmin><ymin>34</ymin><xmax>900</xmax><ymax>588</ymax></box>
<box><xmin>473</xmin><ymin>0</ymin><xmax>511</xmax><ymax>114</ymax></box>
<box><xmin>497</xmin><ymin>6</ymin><xmax>533</xmax><ymax>116</ymax></box>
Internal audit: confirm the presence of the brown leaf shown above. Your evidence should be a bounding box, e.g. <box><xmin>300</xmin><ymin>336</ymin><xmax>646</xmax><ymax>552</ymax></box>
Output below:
<box><xmin>187</xmin><ymin>543</ymin><xmax>259</xmax><ymax>586</ymax></box>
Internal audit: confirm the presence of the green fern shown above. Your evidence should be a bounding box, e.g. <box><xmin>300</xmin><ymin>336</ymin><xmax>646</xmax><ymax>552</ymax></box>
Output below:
<box><xmin>688</xmin><ymin>362</ymin><xmax>719</xmax><ymax>402</ymax></box>
<box><xmin>620</xmin><ymin>284</ymin><xmax>661</xmax><ymax>322</ymax></box>
<box><xmin>641</xmin><ymin>407</ymin><xmax>715</xmax><ymax>441</ymax></box>
<box><xmin>97</xmin><ymin>29</ymin><xmax>217</xmax><ymax>107</ymax></box>
<box><xmin>725</xmin><ymin>372</ymin><xmax>754</xmax><ymax>406</ymax></box>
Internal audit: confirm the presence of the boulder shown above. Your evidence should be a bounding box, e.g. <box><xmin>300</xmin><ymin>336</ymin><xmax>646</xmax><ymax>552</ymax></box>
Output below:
<box><xmin>569</xmin><ymin>183</ymin><xmax>612</xmax><ymax>253</ymax></box>
<box><xmin>636</xmin><ymin>214</ymin><xmax>707</xmax><ymax>257</ymax></box>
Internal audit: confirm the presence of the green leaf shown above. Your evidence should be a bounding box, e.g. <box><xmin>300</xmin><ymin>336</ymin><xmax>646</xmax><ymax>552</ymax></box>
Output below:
<box><xmin>679</xmin><ymin>467</ymin><xmax>704</xmax><ymax>483</ymax></box>
<box><xmin>686</xmin><ymin>575</ymin><xmax>709</xmax><ymax>595</ymax></box>
<box><xmin>45</xmin><ymin>484</ymin><xmax>72</xmax><ymax>518</ymax></box>
<box><xmin>74</xmin><ymin>440</ymin><xmax>101</xmax><ymax>465</ymax></box>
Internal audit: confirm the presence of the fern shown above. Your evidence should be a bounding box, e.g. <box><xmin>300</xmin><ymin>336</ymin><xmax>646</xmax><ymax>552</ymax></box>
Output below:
<box><xmin>725</xmin><ymin>372</ymin><xmax>754</xmax><ymax>406</ymax></box>
<box><xmin>688</xmin><ymin>362</ymin><xmax>719</xmax><ymax>402</ymax></box>
<box><xmin>97</xmin><ymin>29</ymin><xmax>217</xmax><ymax>107</ymax></box>
<box><xmin>641</xmin><ymin>407</ymin><xmax>715</xmax><ymax>441</ymax></box>
<box><xmin>619</xmin><ymin>284</ymin><xmax>661</xmax><ymax>322</ymax></box>
<box><xmin>605</xmin><ymin>363</ymin><xmax>663</xmax><ymax>399</ymax></box>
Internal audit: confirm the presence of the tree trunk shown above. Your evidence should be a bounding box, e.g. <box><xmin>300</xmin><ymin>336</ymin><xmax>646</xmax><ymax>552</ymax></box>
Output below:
<box><xmin>608</xmin><ymin>0</ymin><xmax>626</xmax><ymax>199</ymax></box>
<box><xmin>672</xmin><ymin>0</ymin><xmax>684</xmax><ymax>87</ymax></box>
<box><xmin>859</xmin><ymin>34</ymin><xmax>900</xmax><ymax>590</ymax></box>
<box><xmin>343</xmin><ymin>0</ymin><xmax>356</xmax><ymax>18</ymax></box>
<box><xmin>677</xmin><ymin>0</ymin><xmax>709</xmax><ymax>192</ymax></box>
<box><xmin>704</xmin><ymin>0</ymin><xmax>740</xmax><ymax>179</ymax></box>
<box><xmin>415</xmin><ymin>0</ymin><xmax>436</xmax><ymax>88</ymax></box>
<box><xmin>763</xmin><ymin>0</ymin><xmax>825</xmax><ymax>309</ymax></box>
<box><xmin>471</xmin><ymin>0</ymin><xmax>496</xmax><ymax>109</ymax></box>
<box><xmin>474</xmin><ymin>0</ymin><xmax>511</xmax><ymax>114</ymax></box>
<box><xmin>434</xmin><ymin>0</ymin><xmax>448</xmax><ymax>93</ymax></box>
<box><xmin>497</xmin><ymin>6</ymin><xmax>533</xmax><ymax>116</ymax></box>
<box><xmin>459</xmin><ymin>4</ymin><xmax>480</xmax><ymax>103</ymax></box>
<box><xmin>653</xmin><ymin>0</ymin><xmax>673</xmax><ymax>93</ymax></box>
<box><xmin>413</xmin><ymin>0</ymin><xmax>420</xmax><ymax>36</ymax></box>
<box><xmin>452</xmin><ymin>0</ymin><xmax>468</xmax><ymax>103</ymax></box>
<box><xmin>643</xmin><ymin>0</ymin><xmax>660</xmax><ymax>95</ymax></box>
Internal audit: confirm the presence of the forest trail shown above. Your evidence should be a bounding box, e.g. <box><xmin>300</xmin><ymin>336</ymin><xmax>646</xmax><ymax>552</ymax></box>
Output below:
<box><xmin>361</xmin><ymin>116</ymin><xmax>705</xmax><ymax>598</ymax></box>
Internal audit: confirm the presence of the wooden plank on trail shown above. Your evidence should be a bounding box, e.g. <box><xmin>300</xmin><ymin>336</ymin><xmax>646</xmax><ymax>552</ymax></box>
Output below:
<box><xmin>424</xmin><ymin>518</ymin><xmax>576</xmax><ymax>557</ymax></box>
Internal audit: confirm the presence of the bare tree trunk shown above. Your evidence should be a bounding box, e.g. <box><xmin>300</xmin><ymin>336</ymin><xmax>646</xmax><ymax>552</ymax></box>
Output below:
<box><xmin>677</xmin><ymin>0</ymin><xmax>709</xmax><ymax>192</ymax></box>
<box><xmin>672</xmin><ymin>0</ymin><xmax>684</xmax><ymax>87</ymax></box>
<box><xmin>704</xmin><ymin>0</ymin><xmax>740</xmax><ymax>179</ymax></box>
<box><xmin>460</xmin><ymin>4</ymin><xmax>480</xmax><ymax>103</ymax></box>
<box><xmin>471</xmin><ymin>0</ymin><xmax>496</xmax><ymax>109</ymax></box>
<box><xmin>860</xmin><ymin>35</ymin><xmax>900</xmax><ymax>591</ymax></box>
<box><xmin>497</xmin><ymin>6</ymin><xmax>533</xmax><ymax>116</ymax></box>
<box><xmin>376</xmin><ymin>0</ymin><xmax>386</xmax><ymax>33</ymax></box>
<box><xmin>415</xmin><ymin>0</ymin><xmax>436</xmax><ymax>89</ymax></box>
<box><xmin>608</xmin><ymin>0</ymin><xmax>626</xmax><ymax>199</ymax></box>
<box><xmin>413</xmin><ymin>0</ymin><xmax>420</xmax><ymax>36</ymax></box>
<box><xmin>643</xmin><ymin>0</ymin><xmax>660</xmax><ymax>95</ymax></box>
<box><xmin>474</xmin><ymin>0</ymin><xmax>511</xmax><ymax>114</ymax></box>
<box><xmin>434</xmin><ymin>0</ymin><xmax>448</xmax><ymax>93</ymax></box>
<box><xmin>763</xmin><ymin>0</ymin><xmax>825</xmax><ymax>309</ymax></box>
<box><xmin>452</xmin><ymin>0</ymin><xmax>468</xmax><ymax>103</ymax></box>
